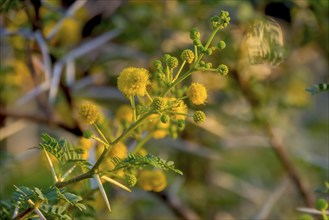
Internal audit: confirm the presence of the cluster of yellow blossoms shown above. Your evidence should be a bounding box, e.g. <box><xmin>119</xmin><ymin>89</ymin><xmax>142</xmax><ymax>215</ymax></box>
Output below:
<box><xmin>77</xmin><ymin>10</ymin><xmax>230</xmax><ymax>194</ymax></box>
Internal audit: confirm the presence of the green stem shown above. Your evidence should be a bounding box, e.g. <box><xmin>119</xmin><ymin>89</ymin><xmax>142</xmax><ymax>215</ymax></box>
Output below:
<box><xmin>132</xmin><ymin>132</ymin><xmax>153</xmax><ymax>153</ymax></box>
<box><xmin>194</xmin><ymin>45</ymin><xmax>198</xmax><ymax>64</ymax></box>
<box><xmin>195</xmin><ymin>67</ymin><xmax>217</xmax><ymax>72</ymax></box>
<box><xmin>204</xmin><ymin>27</ymin><xmax>220</xmax><ymax>49</ymax></box>
<box><xmin>130</xmin><ymin>96</ymin><xmax>137</xmax><ymax>122</ymax></box>
<box><xmin>92</xmin><ymin>135</ymin><xmax>110</xmax><ymax>147</ymax></box>
<box><xmin>55</xmin><ymin>110</ymin><xmax>154</xmax><ymax>189</ymax></box>
<box><xmin>166</xmin><ymin>66</ymin><xmax>171</xmax><ymax>82</ymax></box>
<box><xmin>322</xmin><ymin>209</ymin><xmax>328</xmax><ymax>220</ymax></box>
<box><xmin>172</xmin><ymin>60</ymin><xmax>186</xmax><ymax>83</ymax></box>
<box><xmin>145</xmin><ymin>91</ymin><xmax>153</xmax><ymax>102</ymax></box>
<box><xmin>93</xmin><ymin>124</ymin><xmax>110</xmax><ymax>145</ymax></box>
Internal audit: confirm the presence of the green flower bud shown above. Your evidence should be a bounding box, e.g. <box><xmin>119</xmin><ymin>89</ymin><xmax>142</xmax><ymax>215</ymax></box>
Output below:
<box><xmin>199</xmin><ymin>61</ymin><xmax>206</xmax><ymax>67</ymax></box>
<box><xmin>206</xmin><ymin>48</ymin><xmax>213</xmax><ymax>55</ymax></box>
<box><xmin>315</xmin><ymin>198</ymin><xmax>328</xmax><ymax>210</ymax></box>
<box><xmin>153</xmin><ymin>60</ymin><xmax>163</xmax><ymax>70</ymax></box>
<box><xmin>193</xmin><ymin>111</ymin><xmax>206</xmax><ymax>124</ymax></box>
<box><xmin>169</xmin><ymin>124</ymin><xmax>178</xmax><ymax>139</ymax></box>
<box><xmin>181</xmin><ymin>49</ymin><xmax>194</xmax><ymax>64</ymax></box>
<box><xmin>125</xmin><ymin>174</ymin><xmax>137</xmax><ymax>187</ymax></box>
<box><xmin>160</xmin><ymin>114</ymin><xmax>169</xmax><ymax>123</ymax></box>
<box><xmin>168</xmin><ymin>57</ymin><xmax>179</xmax><ymax>69</ymax></box>
<box><xmin>152</xmin><ymin>97</ymin><xmax>166</xmax><ymax>112</ymax></box>
<box><xmin>83</xmin><ymin>130</ymin><xmax>93</xmax><ymax>139</ymax></box>
<box><xmin>205</xmin><ymin>62</ymin><xmax>213</xmax><ymax>69</ymax></box>
<box><xmin>190</xmin><ymin>27</ymin><xmax>200</xmax><ymax>40</ymax></box>
<box><xmin>218</xmin><ymin>11</ymin><xmax>230</xmax><ymax>29</ymax></box>
<box><xmin>177</xmin><ymin>119</ymin><xmax>185</xmax><ymax>130</ymax></box>
<box><xmin>157</xmin><ymin>72</ymin><xmax>166</xmax><ymax>80</ymax></box>
<box><xmin>193</xmin><ymin>39</ymin><xmax>202</xmax><ymax>47</ymax></box>
<box><xmin>163</xmin><ymin>54</ymin><xmax>171</xmax><ymax>64</ymax></box>
<box><xmin>217</xmin><ymin>64</ymin><xmax>229</xmax><ymax>76</ymax></box>
<box><xmin>210</xmin><ymin>15</ymin><xmax>220</xmax><ymax>29</ymax></box>
<box><xmin>217</xmin><ymin>40</ymin><xmax>226</xmax><ymax>50</ymax></box>
<box><xmin>220</xmin><ymin>10</ymin><xmax>229</xmax><ymax>18</ymax></box>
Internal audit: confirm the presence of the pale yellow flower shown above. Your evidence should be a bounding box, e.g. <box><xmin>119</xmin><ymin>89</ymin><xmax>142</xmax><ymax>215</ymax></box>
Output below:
<box><xmin>117</xmin><ymin>67</ymin><xmax>150</xmax><ymax>97</ymax></box>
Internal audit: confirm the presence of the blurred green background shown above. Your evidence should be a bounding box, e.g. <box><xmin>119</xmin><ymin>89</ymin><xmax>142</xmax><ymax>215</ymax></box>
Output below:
<box><xmin>0</xmin><ymin>0</ymin><xmax>328</xmax><ymax>219</ymax></box>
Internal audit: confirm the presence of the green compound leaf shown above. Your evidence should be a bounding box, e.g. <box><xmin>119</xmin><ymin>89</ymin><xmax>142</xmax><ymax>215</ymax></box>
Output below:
<box><xmin>0</xmin><ymin>201</ymin><xmax>12</xmax><ymax>219</ymax></box>
<box><xmin>41</xmin><ymin>205</ymin><xmax>71</xmax><ymax>220</ymax></box>
<box><xmin>58</xmin><ymin>192</ymin><xmax>85</xmax><ymax>211</ymax></box>
<box><xmin>12</xmin><ymin>186</ymin><xmax>35</xmax><ymax>208</ymax></box>
<box><xmin>39</xmin><ymin>133</ymin><xmax>87</xmax><ymax>166</ymax></box>
<box><xmin>113</xmin><ymin>153</ymin><xmax>183</xmax><ymax>175</ymax></box>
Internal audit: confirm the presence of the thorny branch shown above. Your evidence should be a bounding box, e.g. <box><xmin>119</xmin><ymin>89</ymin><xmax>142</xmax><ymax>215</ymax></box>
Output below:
<box><xmin>235</xmin><ymin>70</ymin><xmax>314</xmax><ymax>208</ymax></box>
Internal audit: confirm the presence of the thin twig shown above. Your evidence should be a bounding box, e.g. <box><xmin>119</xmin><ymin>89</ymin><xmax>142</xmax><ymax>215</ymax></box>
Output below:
<box><xmin>49</xmin><ymin>29</ymin><xmax>121</xmax><ymax>104</ymax></box>
<box><xmin>235</xmin><ymin>70</ymin><xmax>314</xmax><ymax>207</ymax></box>
<box><xmin>46</xmin><ymin>0</ymin><xmax>88</xmax><ymax>40</ymax></box>
<box><xmin>34</xmin><ymin>31</ymin><xmax>52</xmax><ymax>82</ymax></box>
<box><xmin>0</xmin><ymin>109</ymin><xmax>83</xmax><ymax>136</ymax></box>
<box><xmin>266</xmin><ymin>124</ymin><xmax>314</xmax><ymax>207</ymax></box>
<box><xmin>153</xmin><ymin>190</ymin><xmax>200</xmax><ymax>220</ymax></box>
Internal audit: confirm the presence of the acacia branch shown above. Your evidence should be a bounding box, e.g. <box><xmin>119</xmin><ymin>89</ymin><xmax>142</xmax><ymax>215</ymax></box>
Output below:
<box><xmin>0</xmin><ymin>109</ymin><xmax>83</xmax><ymax>136</ymax></box>
<box><xmin>235</xmin><ymin>70</ymin><xmax>314</xmax><ymax>208</ymax></box>
<box><xmin>265</xmin><ymin>124</ymin><xmax>314</xmax><ymax>207</ymax></box>
<box><xmin>153</xmin><ymin>190</ymin><xmax>200</xmax><ymax>220</ymax></box>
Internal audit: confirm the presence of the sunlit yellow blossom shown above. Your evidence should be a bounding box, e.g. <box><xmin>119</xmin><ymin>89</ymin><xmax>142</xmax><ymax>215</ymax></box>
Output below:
<box><xmin>58</xmin><ymin>18</ymin><xmax>82</xmax><ymax>46</ymax></box>
<box><xmin>187</xmin><ymin>83</ymin><xmax>208</xmax><ymax>105</ymax></box>
<box><xmin>170</xmin><ymin>98</ymin><xmax>188</xmax><ymax>120</ymax></box>
<box><xmin>79</xmin><ymin>103</ymin><xmax>100</xmax><ymax>124</ymax></box>
<box><xmin>117</xmin><ymin>67</ymin><xmax>150</xmax><ymax>97</ymax></box>
<box><xmin>136</xmin><ymin>148</ymin><xmax>148</xmax><ymax>156</ymax></box>
<box><xmin>98</xmin><ymin>142</ymin><xmax>128</xmax><ymax>171</ymax></box>
<box><xmin>138</xmin><ymin>170</ymin><xmax>167</xmax><ymax>192</ymax></box>
<box><xmin>116</xmin><ymin>105</ymin><xmax>134</xmax><ymax>123</ymax></box>
<box><xmin>147</xmin><ymin>114</ymin><xmax>169</xmax><ymax>139</ymax></box>
<box><xmin>78</xmin><ymin>137</ymin><xmax>93</xmax><ymax>159</ymax></box>
<box><xmin>108</xmin><ymin>142</ymin><xmax>128</xmax><ymax>159</ymax></box>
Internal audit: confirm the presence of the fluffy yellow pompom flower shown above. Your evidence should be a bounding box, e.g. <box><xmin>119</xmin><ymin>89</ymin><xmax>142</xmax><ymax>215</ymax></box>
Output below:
<box><xmin>170</xmin><ymin>98</ymin><xmax>188</xmax><ymax>120</ymax></box>
<box><xmin>187</xmin><ymin>83</ymin><xmax>208</xmax><ymax>105</ymax></box>
<box><xmin>108</xmin><ymin>142</ymin><xmax>128</xmax><ymax>159</ymax></box>
<box><xmin>147</xmin><ymin>114</ymin><xmax>170</xmax><ymax>139</ymax></box>
<box><xmin>117</xmin><ymin>67</ymin><xmax>150</xmax><ymax>97</ymax></box>
<box><xmin>98</xmin><ymin>142</ymin><xmax>128</xmax><ymax>171</ymax></box>
<box><xmin>78</xmin><ymin>137</ymin><xmax>93</xmax><ymax>159</ymax></box>
<box><xmin>79</xmin><ymin>103</ymin><xmax>100</xmax><ymax>124</ymax></box>
<box><xmin>116</xmin><ymin>105</ymin><xmax>134</xmax><ymax>123</ymax></box>
<box><xmin>138</xmin><ymin>170</ymin><xmax>167</xmax><ymax>192</ymax></box>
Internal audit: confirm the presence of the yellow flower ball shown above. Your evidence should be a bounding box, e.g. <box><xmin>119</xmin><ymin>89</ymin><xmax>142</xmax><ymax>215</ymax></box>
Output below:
<box><xmin>187</xmin><ymin>83</ymin><xmax>207</xmax><ymax>105</ymax></box>
<box><xmin>116</xmin><ymin>105</ymin><xmax>134</xmax><ymax>123</ymax></box>
<box><xmin>136</xmin><ymin>148</ymin><xmax>148</xmax><ymax>156</ymax></box>
<box><xmin>170</xmin><ymin>98</ymin><xmax>188</xmax><ymax>120</ymax></box>
<box><xmin>78</xmin><ymin>103</ymin><xmax>100</xmax><ymax>124</ymax></box>
<box><xmin>146</xmin><ymin>114</ymin><xmax>169</xmax><ymax>139</ymax></box>
<box><xmin>117</xmin><ymin>67</ymin><xmax>150</xmax><ymax>97</ymax></box>
<box><xmin>78</xmin><ymin>137</ymin><xmax>93</xmax><ymax>160</ymax></box>
<box><xmin>58</xmin><ymin>18</ymin><xmax>82</xmax><ymax>46</ymax></box>
<box><xmin>98</xmin><ymin>142</ymin><xmax>128</xmax><ymax>171</ymax></box>
<box><xmin>108</xmin><ymin>142</ymin><xmax>128</xmax><ymax>159</ymax></box>
<box><xmin>138</xmin><ymin>170</ymin><xmax>167</xmax><ymax>192</ymax></box>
